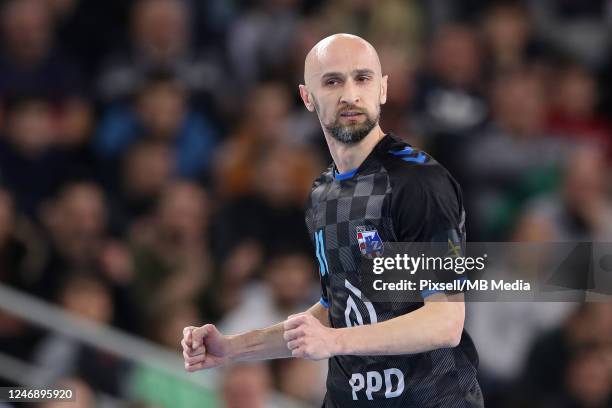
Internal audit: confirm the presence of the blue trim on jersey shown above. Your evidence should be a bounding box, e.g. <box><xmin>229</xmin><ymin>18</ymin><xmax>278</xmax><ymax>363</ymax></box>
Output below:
<box><xmin>388</xmin><ymin>146</ymin><xmax>414</xmax><ymax>156</ymax></box>
<box><xmin>421</xmin><ymin>289</ymin><xmax>443</xmax><ymax>298</ymax></box>
<box><xmin>334</xmin><ymin>168</ymin><xmax>358</xmax><ymax>181</ymax></box>
<box><xmin>319</xmin><ymin>297</ymin><xmax>330</xmax><ymax>308</ymax></box>
<box><xmin>315</xmin><ymin>229</ymin><xmax>329</xmax><ymax>276</ymax></box>
<box><xmin>401</xmin><ymin>152</ymin><xmax>426</xmax><ymax>163</ymax></box>
<box><xmin>319</xmin><ymin>230</ymin><xmax>329</xmax><ymax>273</ymax></box>
<box><xmin>315</xmin><ymin>231</ymin><xmax>325</xmax><ymax>276</ymax></box>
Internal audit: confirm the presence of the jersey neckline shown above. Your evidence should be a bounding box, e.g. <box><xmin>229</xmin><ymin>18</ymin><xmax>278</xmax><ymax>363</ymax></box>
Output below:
<box><xmin>334</xmin><ymin>168</ymin><xmax>358</xmax><ymax>180</ymax></box>
<box><xmin>331</xmin><ymin>133</ymin><xmax>397</xmax><ymax>181</ymax></box>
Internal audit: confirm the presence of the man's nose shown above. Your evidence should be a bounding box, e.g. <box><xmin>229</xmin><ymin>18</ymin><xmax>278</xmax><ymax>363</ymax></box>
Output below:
<box><xmin>340</xmin><ymin>80</ymin><xmax>360</xmax><ymax>105</ymax></box>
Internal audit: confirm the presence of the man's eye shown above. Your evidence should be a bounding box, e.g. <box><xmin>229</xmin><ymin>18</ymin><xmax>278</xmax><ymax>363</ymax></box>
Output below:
<box><xmin>357</xmin><ymin>76</ymin><xmax>370</xmax><ymax>82</ymax></box>
<box><xmin>326</xmin><ymin>79</ymin><xmax>340</xmax><ymax>86</ymax></box>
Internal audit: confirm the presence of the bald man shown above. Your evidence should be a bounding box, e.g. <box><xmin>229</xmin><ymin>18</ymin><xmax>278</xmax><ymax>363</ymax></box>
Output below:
<box><xmin>182</xmin><ymin>34</ymin><xmax>483</xmax><ymax>407</ymax></box>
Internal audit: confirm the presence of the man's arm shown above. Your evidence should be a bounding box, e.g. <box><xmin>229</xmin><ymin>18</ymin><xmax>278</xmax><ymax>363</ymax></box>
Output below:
<box><xmin>182</xmin><ymin>301</ymin><xmax>329</xmax><ymax>371</ymax></box>
<box><xmin>284</xmin><ymin>293</ymin><xmax>464</xmax><ymax>360</ymax></box>
<box><xmin>227</xmin><ymin>302</ymin><xmax>329</xmax><ymax>363</ymax></box>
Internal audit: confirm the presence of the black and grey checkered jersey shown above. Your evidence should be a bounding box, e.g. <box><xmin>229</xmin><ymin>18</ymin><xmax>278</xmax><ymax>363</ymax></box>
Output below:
<box><xmin>305</xmin><ymin>134</ymin><xmax>482</xmax><ymax>408</ymax></box>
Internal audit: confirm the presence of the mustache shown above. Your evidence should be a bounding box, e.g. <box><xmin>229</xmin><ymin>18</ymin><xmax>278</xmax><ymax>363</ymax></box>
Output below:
<box><xmin>337</xmin><ymin>106</ymin><xmax>366</xmax><ymax>115</ymax></box>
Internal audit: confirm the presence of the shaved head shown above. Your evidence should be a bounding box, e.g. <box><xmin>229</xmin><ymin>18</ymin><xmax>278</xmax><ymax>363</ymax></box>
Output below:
<box><xmin>304</xmin><ymin>34</ymin><xmax>382</xmax><ymax>86</ymax></box>
<box><xmin>300</xmin><ymin>34</ymin><xmax>387</xmax><ymax>145</ymax></box>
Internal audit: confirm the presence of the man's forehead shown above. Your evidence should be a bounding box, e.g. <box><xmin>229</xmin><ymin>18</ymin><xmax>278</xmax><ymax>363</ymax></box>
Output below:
<box><xmin>304</xmin><ymin>34</ymin><xmax>381</xmax><ymax>82</ymax></box>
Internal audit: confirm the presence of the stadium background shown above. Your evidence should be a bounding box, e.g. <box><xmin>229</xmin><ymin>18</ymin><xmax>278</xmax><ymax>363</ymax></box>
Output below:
<box><xmin>0</xmin><ymin>0</ymin><xmax>611</xmax><ymax>407</ymax></box>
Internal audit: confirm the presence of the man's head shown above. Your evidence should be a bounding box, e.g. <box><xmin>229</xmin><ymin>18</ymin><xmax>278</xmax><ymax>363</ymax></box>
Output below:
<box><xmin>299</xmin><ymin>34</ymin><xmax>387</xmax><ymax>144</ymax></box>
<box><xmin>132</xmin><ymin>0</ymin><xmax>189</xmax><ymax>61</ymax></box>
<box><xmin>1</xmin><ymin>0</ymin><xmax>53</xmax><ymax>65</ymax></box>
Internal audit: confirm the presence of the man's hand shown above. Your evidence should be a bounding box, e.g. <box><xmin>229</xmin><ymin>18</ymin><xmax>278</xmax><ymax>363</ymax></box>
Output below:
<box><xmin>283</xmin><ymin>312</ymin><xmax>340</xmax><ymax>360</ymax></box>
<box><xmin>181</xmin><ymin>324</ymin><xmax>231</xmax><ymax>371</ymax></box>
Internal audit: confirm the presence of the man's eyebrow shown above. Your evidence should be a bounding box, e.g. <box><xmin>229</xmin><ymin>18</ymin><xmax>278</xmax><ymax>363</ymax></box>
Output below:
<box><xmin>320</xmin><ymin>69</ymin><xmax>375</xmax><ymax>80</ymax></box>
<box><xmin>353</xmin><ymin>68</ymin><xmax>375</xmax><ymax>76</ymax></box>
<box><xmin>321</xmin><ymin>71</ymin><xmax>344</xmax><ymax>81</ymax></box>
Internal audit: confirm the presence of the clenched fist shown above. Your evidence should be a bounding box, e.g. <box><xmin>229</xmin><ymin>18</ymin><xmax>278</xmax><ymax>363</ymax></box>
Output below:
<box><xmin>182</xmin><ymin>324</ymin><xmax>231</xmax><ymax>371</ymax></box>
<box><xmin>283</xmin><ymin>312</ymin><xmax>340</xmax><ymax>360</ymax></box>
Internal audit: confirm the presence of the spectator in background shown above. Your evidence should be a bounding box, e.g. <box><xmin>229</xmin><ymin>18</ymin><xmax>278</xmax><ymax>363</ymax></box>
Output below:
<box><xmin>95</xmin><ymin>71</ymin><xmax>218</xmax><ymax>182</ymax></box>
<box><xmin>208</xmin><ymin>240</ymin><xmax>265</xmax><ymax>321</ymax></box>
<box><xmin>130</xmin><ymin>181</ymin><xmax>213</xmax><ymax>316</ymax></box>
<box><xmin>546</xmin><ymin>63</ymin><xmax>611</xmax><ymax>157</ymax></box>
<box><xmin>0</xmin><ymin>95</ymin><xmax>71</xmax><ymax>219</ymax></box>
<box><xmin>97</xmin><ymin>0</ymin><xmax>222</xmax><ymax>107</ymax></box>
<box><xmin>520</xmin><ymin>144</ymin><xmax>612</xmax><ymax>241</ymax></box>
<box><xmin>226</xmin><ymin>0</ymin><xmax>302</xmax><ymax>88</ymax></box>
<box><xmin>0</xmin><ymin>0</ymin><xmax>83</xmax><ymax>99</ymax></box>
<box><xmin>0</xmin><ymin>0</ymin><xmax>92</xmax><ymax>152</ymax></box>
<box><xmin>41</xmin><ymin>182</ymin><xmax>108</xmax><ymax>275</ymax></box>
<box><xmin>316</xmin><ymin>0</ymin><xmax>423</xmax><ymax>50</ymax></box>
<box><xmin>37</xmin><ymin>181</ymin><xmax>138</xmax><ymax>326</ymax></box>
<box><xmin>222</xmin><ymin>363</ymin><xmax>275</xmax><ymax>408</ymax></box>
<box><xmin>33</xmin><ymin>273</ymin><xmax>130</xmax><ymax>396</ymax></box>
<box><xmin>213</xmin><ymin>81</ymin><xmax>297</xmax><ymax>199</ymax></box>
<box><xmin>463</xmin><ymin>67</ymin><xmax>568</xmax><ymax>239</ymax></box>
<box><xmin>529</xmin><ymin>0</ymin><xmax>611</xmax><ymax>68</ymax></box>
<box><xmin>214</xmin><ymin>143</ymin><xmax>319</xmax><ymax>259</ymax></box>
<box><xmin>411</xmin><ymin>24</ymin><xmax>488</xmax><ymax>140</ymax></box>
<box><xmin>39</xmin><ymin>182</ymin><xmax>142</xmax><ymax>330</ymax></box>
<box><xmin>480</xmin><ymin>1</ymin><xmax>547</xmax><ymax>74</ymax></box>
<box><xmin>218</xmin><ymin>249</ymin><xmax>317</xmax><ymax>335</ymax></box>
<box><xmin>518</xmin><ymin>303</ymin><xmax>612</xmax><ymax>407</ymax></box>
<box><xmin>107</xmin><ymin>140</ymin><xmax>174</xmax><ymax>236</ymax></box>
<box><xmin>556</xmin><ymin>346</ymin><xmax>612</xmax><ymax>408</ymax></box>
<box><xmin>365</xmin><ymin>0</ymin><xmax>423</xmax><ymax>50</ymax></box>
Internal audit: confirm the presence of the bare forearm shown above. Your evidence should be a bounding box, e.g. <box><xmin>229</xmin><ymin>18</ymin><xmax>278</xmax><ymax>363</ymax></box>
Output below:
<box><xmin>227</xmin><ymin>321</ymin><xmax>291</xmax><ymax>362</ymax></box>
<box><xmin>227</xmin><ymin>302</ymin><xmax>328</xmax><ymax>363</ymax></box>
<box><xmin>335</xmin><ymin>300</ymin><xmax>464</xmax><ymax>356</ymax></box>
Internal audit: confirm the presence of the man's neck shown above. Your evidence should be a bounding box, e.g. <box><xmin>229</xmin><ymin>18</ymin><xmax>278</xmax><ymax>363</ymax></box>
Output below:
<box><xmin>324</xmin><ymin>125</ymin><xmax>386</xmax><ymax>173</ymax></box>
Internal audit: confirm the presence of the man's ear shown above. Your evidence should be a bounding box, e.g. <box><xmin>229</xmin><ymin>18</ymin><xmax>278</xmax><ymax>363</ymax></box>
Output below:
<box><xmin>380</xmin><ymin>75</ymin><xmax>388</xmax><ymax>105</ymax></box>
<box><xmin>299</xmin><ymin>84</ymin><xmax>315</xmax><ymax>112</ymax></box>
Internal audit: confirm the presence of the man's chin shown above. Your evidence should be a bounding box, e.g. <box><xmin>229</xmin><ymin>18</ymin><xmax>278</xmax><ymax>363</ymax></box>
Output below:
<box><xmin>329</xmin><ymin>124</ymin><xmax>374</xmax><ymax>145</ymax></box>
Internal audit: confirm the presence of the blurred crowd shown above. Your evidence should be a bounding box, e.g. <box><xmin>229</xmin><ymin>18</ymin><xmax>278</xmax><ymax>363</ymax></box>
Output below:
<box><xmin>0</xmin><ymin>0</ymin><xmax>611</xmax><ymax>407</ymax></box>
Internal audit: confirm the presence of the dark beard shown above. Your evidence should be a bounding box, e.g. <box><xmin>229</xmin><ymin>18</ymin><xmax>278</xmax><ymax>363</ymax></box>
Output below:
<box><xmin>313</xmin><ymin>96</ymin><xmax>380</xmax><ymax>145</ymax></box>
<box><xmin>325</xmin><ymin>114</ymin><xmax>378</xmax><ymax>145</ymax></box>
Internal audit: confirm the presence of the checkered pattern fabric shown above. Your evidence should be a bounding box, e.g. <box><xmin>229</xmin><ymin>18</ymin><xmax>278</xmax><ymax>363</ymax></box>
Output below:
<box><xmin>307</xmin><ymin>170</ymin><xmax>391</xmax><ymax>274</ymax></box>
<box><xmin>305</xmin><ymin>135</ymin><xmax>482</xmax><ymax>408</ymax></box>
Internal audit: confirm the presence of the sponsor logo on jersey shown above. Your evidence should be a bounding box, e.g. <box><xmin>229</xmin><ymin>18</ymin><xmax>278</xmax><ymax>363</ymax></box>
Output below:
<box><xmin>356</xmin><ymin>226</ymin><xmax>383</xmax><ymax>258</ymax></box>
